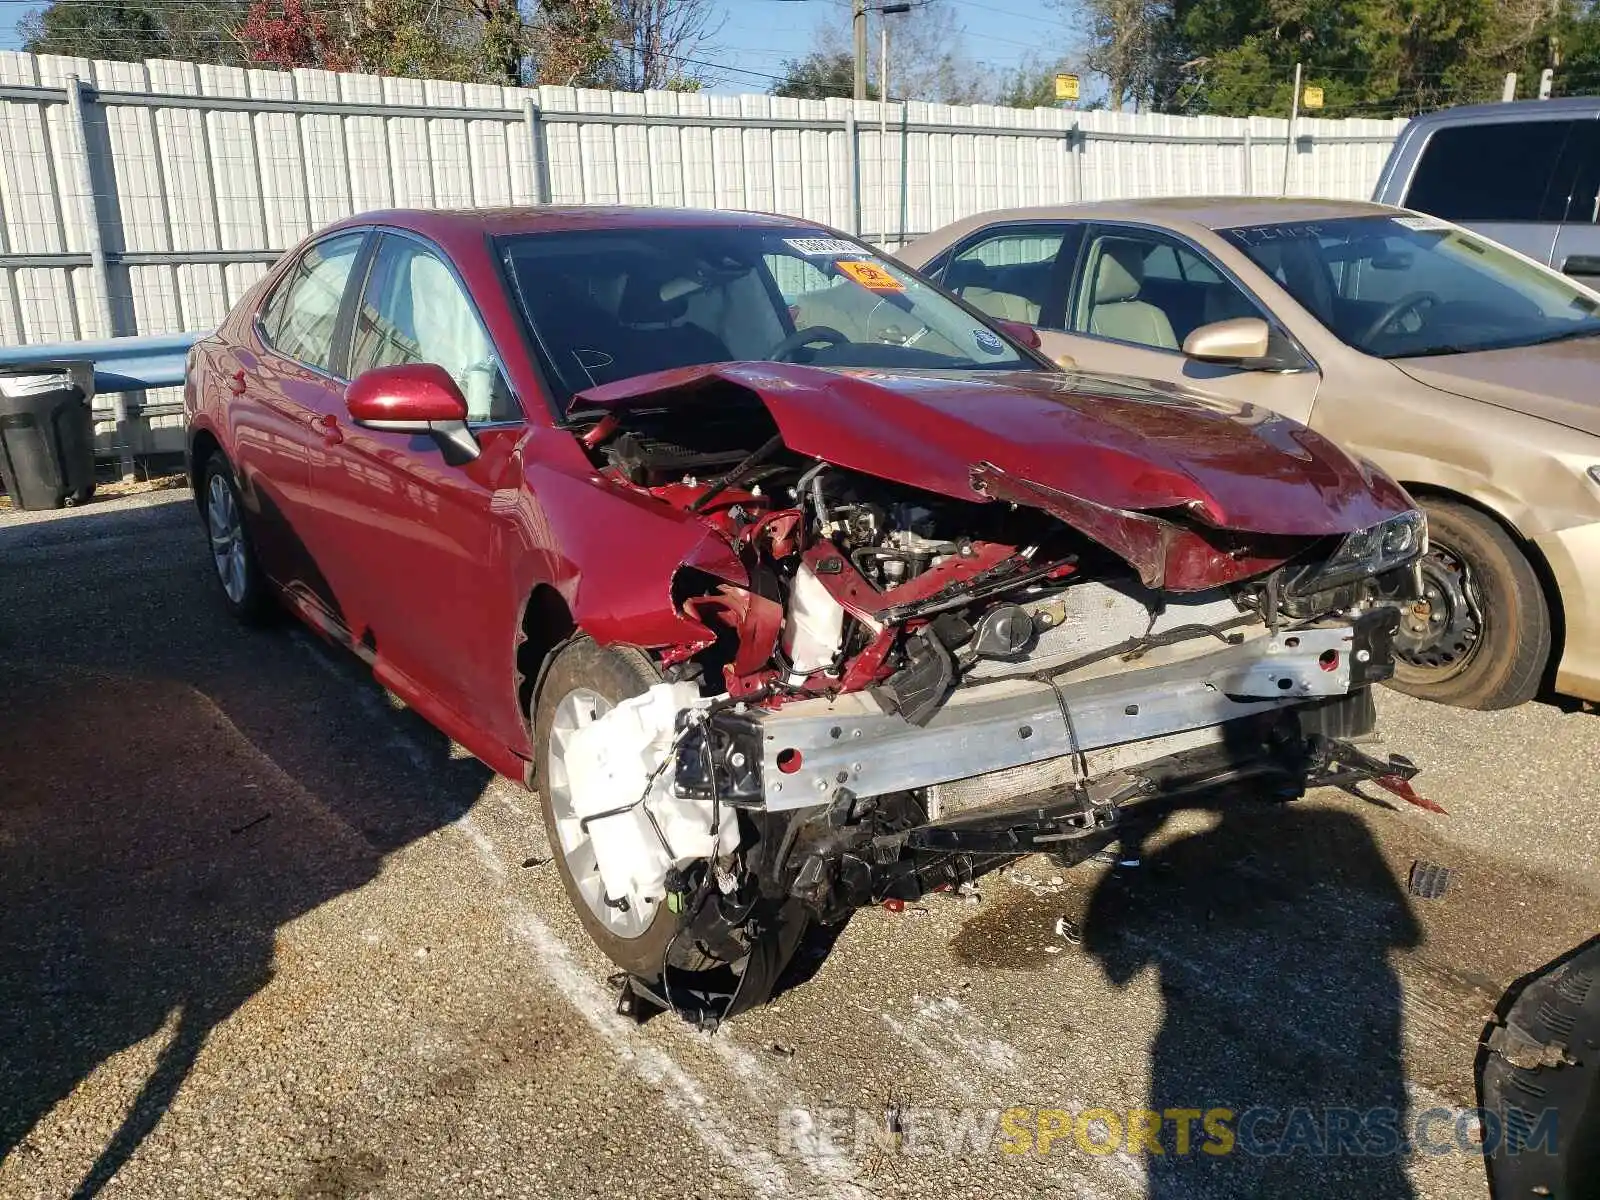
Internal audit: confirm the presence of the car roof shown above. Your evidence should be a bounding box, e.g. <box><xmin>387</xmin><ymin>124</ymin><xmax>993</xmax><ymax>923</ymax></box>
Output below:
<box><xmin>916</xmin><ymin>197</ymin><xmax>1403</xmax><ymax>239</ymax></box>
<box><xmin>1401</xmin><ymin>97</ymin><xmax>1600</xmax><ymax>126</ymax></box>
<box><xmin>326</xmin><ymin>205</ymin><xmax>828</xmax><ymax>239</ymax></box>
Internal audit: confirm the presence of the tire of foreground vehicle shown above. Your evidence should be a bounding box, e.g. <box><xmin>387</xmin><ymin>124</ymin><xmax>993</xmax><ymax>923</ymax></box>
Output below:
<box><xmin>201</xmin><ymin>455</ymin><xmax>275</xmax><ymax>625</ymax></box>
<box><xmin>534</xmin><ymin>638</ymin><xmax>714</xmax><ymax>978</ymax></box>
<box><xmin>1390</xmin><ymin>499</ymin><xmax>1549</xmax><ymax>710</ymax></box>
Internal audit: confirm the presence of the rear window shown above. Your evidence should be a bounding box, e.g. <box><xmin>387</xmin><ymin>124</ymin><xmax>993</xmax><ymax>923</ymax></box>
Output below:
<box><xmin>1404</xmin><ymin>121</ymin><xmax>1575</xmax><ymax>222</ymax></box>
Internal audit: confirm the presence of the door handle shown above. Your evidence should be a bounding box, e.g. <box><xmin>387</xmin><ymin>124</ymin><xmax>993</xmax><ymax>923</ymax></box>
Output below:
<box><xmin>227</xmin><ymin>369</ymin><xmax>246</xmax><ymax>395</ymax></box>
<box><xmin>314</xmin><ymin>412</ymin><xmax>343</xmax><ymax>446</ymax></box>
<box><xmin>1562</xmin><ymin>254</ymin><xmax>1600</xmax><ymax>276</ymax></box>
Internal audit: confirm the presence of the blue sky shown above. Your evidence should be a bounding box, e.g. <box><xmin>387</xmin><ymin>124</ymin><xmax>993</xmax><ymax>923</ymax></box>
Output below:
<box><xmin>0</xmin><ymin>0</ymin><xmax>1062</xmax><ymax>89</ymax></box>
<box><xmin>710</xmin><ymin>0</ymin><xmax>1060</xmax><ymax>93</ymax></box>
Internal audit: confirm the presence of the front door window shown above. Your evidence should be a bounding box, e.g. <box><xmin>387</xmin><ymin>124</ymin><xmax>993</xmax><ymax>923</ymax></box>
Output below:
<box><xmin>350</xmin><ymin>237</ymin><xmax>519</xmax><ymax>422</ymax></box>
<box><xmin>1071</xmin><ymin>229</ymin><xmax>1262</xmax><ymax>352</ymax></box>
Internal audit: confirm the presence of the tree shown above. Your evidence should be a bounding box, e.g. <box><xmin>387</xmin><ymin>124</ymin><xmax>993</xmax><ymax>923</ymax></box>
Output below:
<box><xmin>1049</xmin><ymin>0</ymin><xmax>1176</xmax><ymax>111</ymax></box>
<box><xmin>1080</xmin><ymin>0</ymin><xmax>1578</xmax><ymax>117</ymax></box>
<box><xmin>771</xmin><ymin>50</ymin><xmax>876</xmax><ymax>100</ymax></box>
<box><xmin>608</xmin><ymin>0</ymin><xmax>723</xmax><ymax>91</ymax></box>
<box><xmin>21</xmin><ymin>0</ymin><xmax>246</xmax><ymax>64</ymax></box>
<box><xmin>234</xmin><ymin>0</ymin><xmax>359</xmax><ymax>71</ymax></box>
<box><xmin>469</xmin><ymin>0</ymin><xmax>529</xmax><ymax>86</ymax></box>
<box><xmin>530</xmin><ymin>0</ymin><xmax>619</xmax><ymax>86</ymax></box>
<box><xmin>20</xmin><ymin>0</ymin><xmax>170</xmax><ymax>60</ymax></box>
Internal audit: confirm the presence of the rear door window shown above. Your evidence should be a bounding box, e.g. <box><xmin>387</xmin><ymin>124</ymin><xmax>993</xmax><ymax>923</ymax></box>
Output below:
<box><xmin>940</xmin><ymin>225</ymin><xmax>1078</xmax><ymax>327</ymax></box>
<box><xmin>1404</xmin><ymin>121</ymin><xmax>1577</xmax><ymax>222</ymax></box>
<box><xmin>259</xmin><ymin>233</ymin><xmax>365</xmax><ymax>374</ymax></box>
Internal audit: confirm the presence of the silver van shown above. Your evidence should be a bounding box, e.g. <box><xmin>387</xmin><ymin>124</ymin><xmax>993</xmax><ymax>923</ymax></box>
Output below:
<box><xmin>1372</xmin><ymin>98</ymin><xmax>1600</xmax><ymax>286</ymax></box>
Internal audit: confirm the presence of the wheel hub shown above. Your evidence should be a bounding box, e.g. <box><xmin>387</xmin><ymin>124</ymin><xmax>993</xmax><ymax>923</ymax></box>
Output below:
<box><xmin>1395</xmin><ymin>545</ymin><xmax>1481</xmax><ymax>673</ymax></box>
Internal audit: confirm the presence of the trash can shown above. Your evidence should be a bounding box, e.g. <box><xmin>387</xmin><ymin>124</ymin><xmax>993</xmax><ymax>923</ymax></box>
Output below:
<box><xmin>0</xmin><ymin>362</ymin><xmax>96</xmax><ymax>510</ymax></box>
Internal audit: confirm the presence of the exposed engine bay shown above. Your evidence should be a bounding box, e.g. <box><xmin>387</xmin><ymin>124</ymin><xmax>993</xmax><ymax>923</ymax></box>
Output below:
<box><xmin>550</xmin><ymin>367</ymin><xmax>1432</xmax><ymax>1028</ymax></box>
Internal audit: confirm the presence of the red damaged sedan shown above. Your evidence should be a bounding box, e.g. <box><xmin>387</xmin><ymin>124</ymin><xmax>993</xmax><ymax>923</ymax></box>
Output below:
<box><xmin>185</xmin><ymin>207</ymin><xmax>1426</xmax><ymax>1024</ymax></box>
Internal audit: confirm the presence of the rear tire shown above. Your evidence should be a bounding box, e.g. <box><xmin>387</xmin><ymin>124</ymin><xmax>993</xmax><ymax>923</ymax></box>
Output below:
<box><xmin>1390</xmin><ymin>499</ymin><xmax>1549</xmax><ymax>710</ymax></box>
<box><xmin>201</xmin><ymin>455</ymin><xmax>274</xmax><ymax>625</ymax></box>
<box><xmin>533</xmin><ymin>638</ymin><xmax>695</xmax><ymax>977</ymax></box>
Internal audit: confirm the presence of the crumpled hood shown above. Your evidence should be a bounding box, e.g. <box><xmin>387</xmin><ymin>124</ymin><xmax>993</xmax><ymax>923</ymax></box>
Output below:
<box><xmin>578</xmin><ymin>363</ymin><xmax>1412</xmax><ymax>536</ymax></box>
<box><xmin>1393</xmin><ymin>338</ymin><xmax>1600</xmax><ymax>438</ymax></box>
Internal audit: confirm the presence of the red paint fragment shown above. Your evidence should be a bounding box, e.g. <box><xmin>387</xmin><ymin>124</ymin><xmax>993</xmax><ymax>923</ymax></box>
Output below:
<box><xmin>1376</xmin><ymin>774</ymin><xmax>1447</xmax><ymax>814</ymax></box>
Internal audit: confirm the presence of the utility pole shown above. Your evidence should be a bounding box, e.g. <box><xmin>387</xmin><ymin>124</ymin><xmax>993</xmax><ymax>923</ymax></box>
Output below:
<box><xmin>1281</xmin><ymin>61</ymin><xmax>1302</xmax><ymax>197</ymax></box>
<box><xmin>853</xmin><ymin>0</ymin><xmax>868</xmax><ymax>101</ymax></box>
<box><xmin>881</xmin><ymin>18</ymin><xmax>890</xmax><ymax>238</ymax></box>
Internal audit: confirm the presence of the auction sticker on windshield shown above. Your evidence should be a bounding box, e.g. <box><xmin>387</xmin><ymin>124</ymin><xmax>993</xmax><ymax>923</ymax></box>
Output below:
<box><xmin>783</xmin><ymin>237</ymin><xmax>861</xmax><ymax>257</ymax></box>
<box><xmin>836</xmin><ymin>260</ymin><xmax>906</xmax><ymax>291</ymax></box>
<box><xmin>1392</xmin><ymin>215</ymin><xmax>1451</xmax><ymax>232</ymax></box>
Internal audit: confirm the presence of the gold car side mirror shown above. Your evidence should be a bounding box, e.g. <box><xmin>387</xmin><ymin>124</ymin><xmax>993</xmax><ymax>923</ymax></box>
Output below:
<box><xmin>1182</xmin><ymin>317</ymin><xmax>1271</xmax><ymax>364</ymax></box>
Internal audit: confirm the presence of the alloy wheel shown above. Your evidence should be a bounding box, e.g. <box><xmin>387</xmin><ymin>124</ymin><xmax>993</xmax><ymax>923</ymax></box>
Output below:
<box><xmin>207</xmin><ymin>473</ymin><xmax>249</xmax><ymax>605</ymax></box>
<box><xmin>544</xmin><ymin>687</ymin><xmax>652</xmax><ymax>939</ymax></box>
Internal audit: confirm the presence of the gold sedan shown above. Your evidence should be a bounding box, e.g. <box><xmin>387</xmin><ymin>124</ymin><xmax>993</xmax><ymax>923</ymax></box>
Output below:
<box><xmin>900</xmin><ymin>198</ymin><xmax>1600</xmax><ymax>710</ymax></box>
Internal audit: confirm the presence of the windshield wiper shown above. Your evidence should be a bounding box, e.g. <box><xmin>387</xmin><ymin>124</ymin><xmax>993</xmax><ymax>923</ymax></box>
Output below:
<box><xmin>1386</xmin><ymin>326</ymin><xmax>1600</xmax><ymax>359</ymax></box>
<box><xmin>1383</xmin><ymin>343</ymin><xmax>1479</xmax><ymax>359</ymax></box>
<box><xmin>1515</xmin><ymin>326</ymin><xmax>1600</xmax><ymax>349</ymax></box>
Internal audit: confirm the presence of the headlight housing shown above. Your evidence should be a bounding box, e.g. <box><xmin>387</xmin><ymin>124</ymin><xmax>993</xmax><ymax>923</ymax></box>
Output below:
<box><xmin>1293</xmin><ymin>510</ymin><xmax>1427</xmax><ymax>593</ymax></box>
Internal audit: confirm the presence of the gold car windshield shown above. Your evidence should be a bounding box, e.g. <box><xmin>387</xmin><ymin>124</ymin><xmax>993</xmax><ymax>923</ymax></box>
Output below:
<box><xmin>1221</xmin><ymin>215</ymin><xmax>1600</xmax><ymax>359</ymax></box>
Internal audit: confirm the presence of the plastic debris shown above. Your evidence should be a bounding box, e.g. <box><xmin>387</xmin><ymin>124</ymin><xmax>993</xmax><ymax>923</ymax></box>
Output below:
<box><xmin>1091</xmin><ymin>850</ymin><xmax>1142</xmax><ymax>868</ymax></box>
<box><xmin>1054</xmin><ymin>916</ymin><xmax>1083</xmax><ymax>945</ymax></box>
<box><xmin>882</xmin><ymin>1101</ymin><xmax>904</xmax><ymax>1152</ymax></box>
<box><xmin>1408</xmin><ymin>860</ymin><xmax>1455</xmax><ymax>900</ymax></box>
<box><xmin>1379</xmin><ymin>773</ymin><xmax>1448</xmax><ymax>814</ymax></box>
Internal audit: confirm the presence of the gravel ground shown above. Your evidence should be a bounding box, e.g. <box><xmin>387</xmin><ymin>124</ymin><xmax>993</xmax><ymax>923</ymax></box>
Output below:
<box><xmin>2</xmin><ymin>490</ymin><xmax>1596</xmax><ymax>1200</ymax></box>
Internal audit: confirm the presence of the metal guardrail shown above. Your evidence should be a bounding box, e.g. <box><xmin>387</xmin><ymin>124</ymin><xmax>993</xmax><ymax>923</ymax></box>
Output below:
<box><xmin>0</xmin><ymin>332</ymin><xmax>202</xmax><ymax>393</ymax></box>
<box><xmin>0</xmin><ymin>332</ymin><xmax>205</xmax><ymax>474</ymax></box>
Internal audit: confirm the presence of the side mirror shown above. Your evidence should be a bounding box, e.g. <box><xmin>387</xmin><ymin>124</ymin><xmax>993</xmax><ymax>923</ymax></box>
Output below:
<box><xmin>992</xmin><ymin>319</ymin><xmax>1043</xmax><ymax>350</ymax></box>
<box><xmin>345</xmin><ymin>363</ymin><xmax>480</xmax><ymax>464</ymax></box>
<box><xmin>1182</xmin><ymin>317</ymin><xmax>1272</xmax><ymax>365</ymax></box>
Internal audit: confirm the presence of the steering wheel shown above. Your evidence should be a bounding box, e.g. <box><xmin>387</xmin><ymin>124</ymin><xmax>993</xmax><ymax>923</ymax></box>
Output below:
<box><xmin>1360</xmin><ymin>291</ymin><xmax>1441</xmax><ymax>344</ymax></box>
<box><xmin>769</xmin><ymin>325</ymin><xmax>850</xmax><ymax>362</ymax></box>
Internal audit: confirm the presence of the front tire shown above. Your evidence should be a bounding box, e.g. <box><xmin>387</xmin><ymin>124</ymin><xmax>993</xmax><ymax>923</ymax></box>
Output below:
<box><xmin>201</xmin><ymin>455</ymin><xmax>274</xmax><ymax>624</ymax></box>
<box><xmin>1390</xmin><ymin>499</ymin><xmax>1549</xmax><ymax>710</ymax></box>
<box><xmin>533</xmin><ymin>638</ymin><xmax>687</xmax><ymax>976</ymax></box>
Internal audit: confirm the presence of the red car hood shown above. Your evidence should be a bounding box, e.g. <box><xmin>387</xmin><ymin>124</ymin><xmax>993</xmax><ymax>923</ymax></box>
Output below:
<box><xmin>578</xmin><ymin>363</ymin><xmax>1411</xmax><ymax>537</ymax></box>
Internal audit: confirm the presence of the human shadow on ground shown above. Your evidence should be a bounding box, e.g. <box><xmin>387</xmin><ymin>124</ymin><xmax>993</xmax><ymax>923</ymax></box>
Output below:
<box><xmin>1080</xmin><ymin>791</ymin><xmax>1423</xmax><ymax>1199</ymax></box>
<box><xmin>0</xmin><ymin>496</ymin><xmax>493</xmax><ymax>1196</ymax></box>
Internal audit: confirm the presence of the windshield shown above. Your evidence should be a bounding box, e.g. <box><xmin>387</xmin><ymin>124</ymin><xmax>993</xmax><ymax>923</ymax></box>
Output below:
<box><xmin>498</xmin><ymin>225</ymin><xmax>1033</xmax><ymax>404</ymax></box>
<box><xmin>1220</xmin><ymin>215</ymin><xmax>1600</xmax><ymax>359</ymax></box>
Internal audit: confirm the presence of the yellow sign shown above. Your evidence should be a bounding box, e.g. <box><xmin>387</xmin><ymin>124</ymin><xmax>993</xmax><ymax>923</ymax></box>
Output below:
<box><xmin>1054</xmin><ymin>73</ymin><xmax>1080</xmax><ymax>102</ymax></box>
<box><xmin>836</xmin><ymin>260</ymin><xmax>905</xmax><ymax>292</ymax></box>
<box><xmin>1302</xmin><ymin>85</ymin><xmax>1324</xmax><ymax>109</ymax></box>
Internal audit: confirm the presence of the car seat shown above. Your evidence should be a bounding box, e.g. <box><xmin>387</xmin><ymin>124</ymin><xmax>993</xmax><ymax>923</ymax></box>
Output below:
<box><xmin>613</xmin><ymin>273</ymin><xmax>732</xmax><ymax>376</ymax></box>
<box><xmin>1087</xmin><ymin>241</ymin><xmax>1178</xmax><ymax>349</ymax></box>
